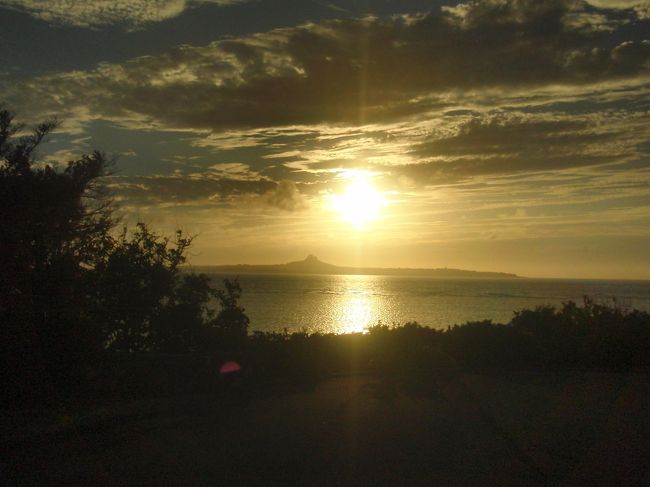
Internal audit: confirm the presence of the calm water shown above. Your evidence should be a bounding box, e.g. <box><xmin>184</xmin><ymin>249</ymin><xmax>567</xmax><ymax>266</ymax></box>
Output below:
<box><xmin>205</xmin><ymin>273</ymin><xmax>650</xmax><ymax>334</ymax></box>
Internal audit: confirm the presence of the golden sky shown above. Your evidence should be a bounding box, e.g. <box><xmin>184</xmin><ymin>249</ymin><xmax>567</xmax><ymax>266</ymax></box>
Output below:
<box><xmin>2</xmin><ymin>0</ymin><xmax>650</xmax><ymax>278</ymax></box>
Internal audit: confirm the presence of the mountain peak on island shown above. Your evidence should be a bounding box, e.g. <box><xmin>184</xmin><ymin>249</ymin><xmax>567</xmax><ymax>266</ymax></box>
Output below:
<box><xmin>285</xmin><ymin>255</ymin><xmax>337</xmax><ymax>272</ymax></box>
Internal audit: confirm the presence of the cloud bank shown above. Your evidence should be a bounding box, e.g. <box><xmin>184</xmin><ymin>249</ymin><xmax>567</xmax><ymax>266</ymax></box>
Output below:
<box><xmin>7</xmin><ymin>0</ymin><xmax>649</xmax><ymax>133</ymax></box>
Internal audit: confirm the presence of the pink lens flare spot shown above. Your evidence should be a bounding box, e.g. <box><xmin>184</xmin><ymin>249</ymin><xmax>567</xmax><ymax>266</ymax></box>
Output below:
<box><xmin>219</xmin><ymin>361</ymin><xmax>242</xmax><ymax>375</ymax></box>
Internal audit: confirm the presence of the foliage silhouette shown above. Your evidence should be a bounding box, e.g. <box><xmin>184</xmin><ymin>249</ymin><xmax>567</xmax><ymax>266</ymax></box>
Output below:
<box><xmin>238</xmin><ymin>298</ymin><xmax>650</xmax><ymax>392</ymax></box>
<box><xmin>1</xmin><ymin>108</ymin><xmax>113</xmax><ymax>400</ymax></box>
<box><xmin>91</xmin><ymin>223</ymin><xmax>249</xmax><ymax>353</ymax></box>
<box><xmin>211</xmin><ymin>279</ymin><xmax>250</xmax><ymax>348</ymax></box>
<box><xmin>0</xmin><ymin>108</ymin><xmax>249</xmax><ymax>403</ymax></box>
<box><xmin>90</xmin><ymin>223</ymin><xmax>193</xmax><ymax>352</ymax></box>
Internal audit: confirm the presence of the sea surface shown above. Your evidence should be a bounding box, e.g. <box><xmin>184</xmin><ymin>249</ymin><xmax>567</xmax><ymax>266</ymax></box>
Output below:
<box><xmin>204</xmin><ymin>273</ymin><xmax>650</xmax><ymax>334</ymax></box>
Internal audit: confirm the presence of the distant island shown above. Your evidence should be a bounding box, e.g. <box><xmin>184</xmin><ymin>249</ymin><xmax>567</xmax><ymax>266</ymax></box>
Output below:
<box><xmin>194</xmin><ymin>255</ymin><xmax>521</xmax><ymax>278</ymax></box>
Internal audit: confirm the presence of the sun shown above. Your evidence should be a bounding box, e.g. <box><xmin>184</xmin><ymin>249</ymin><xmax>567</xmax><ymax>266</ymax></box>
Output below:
<box><xmin>330</xmin><ymin>177</ymin><xmax>387</xmax><ymax>229</ymax></box>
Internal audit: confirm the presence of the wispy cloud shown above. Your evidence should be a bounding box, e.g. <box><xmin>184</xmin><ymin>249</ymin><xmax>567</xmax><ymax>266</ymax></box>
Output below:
<box><xmin>586</xmin><ymin>1</ymin><xmax>648</xmax><ymax>9</ymax></box>
<box><xmin>0</xmin><ymin>0</ymin><xmax>244</xmax><ymax>30</ymax></box>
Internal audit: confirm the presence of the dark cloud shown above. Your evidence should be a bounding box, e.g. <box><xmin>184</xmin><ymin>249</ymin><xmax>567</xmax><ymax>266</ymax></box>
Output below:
<box><xmin>387</xmin><ymin>152</ymin><xmax>621</xmax><ymax>187</ymax></box>
<box><xmin>110</xmin><ymin>174</ymin><xmax>310</xmax><ymax>211</ymax></box>
<box><xmin>391</xmin><ymin>112</ymin><xmax>642</xmax><ymax>183</ymax></box>
<box><xmin>110</xmin><ymin>175</ymin><xmax>275</xmax><ymax>205</ymax></box>
<box><xmin>0</xmin><ymin>0</ymin><xmax>445</xmax><ymax>75</ymax></box>
<box><xmin>8</xmin><ymin>0</ymin><xmax>650</xmax><ymax>130</ymax></box>
<box><xmin>414</xmin><ymin>116</ymin><xmax>612</xmax><ymax>157</ymax></box>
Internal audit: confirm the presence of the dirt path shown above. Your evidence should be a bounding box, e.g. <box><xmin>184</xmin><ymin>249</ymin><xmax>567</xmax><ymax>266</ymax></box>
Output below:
<box><xmin>3</xmin><ymin>372</ymin><xmax>650</xmax><ymax>486</ymax></box>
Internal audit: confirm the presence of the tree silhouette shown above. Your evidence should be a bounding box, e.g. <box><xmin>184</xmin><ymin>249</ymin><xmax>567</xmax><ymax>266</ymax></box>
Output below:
<box><xmin>212</xmin><ymin>279</ymin><xmax>250</xmax><ymax>348</ymax></box>
<box><xmin>0</xmin><ymin>108</ymin><xmax>113</xmax><ymax>397</ymax></box>
<box><xmin>0</xmin><ymin>108</ymin><xmax>249</xmax><ymax>402</ymax></box>
<box><xmin>89</xmin><ymin>223</ymin><xmax>188</xmax><ymax>351</ymax></box>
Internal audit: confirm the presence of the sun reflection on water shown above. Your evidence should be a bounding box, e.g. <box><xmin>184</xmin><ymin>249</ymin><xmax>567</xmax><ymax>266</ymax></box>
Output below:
<box><xmin>334</xmin><ymin>291</ymin><xmax>377</xmax><ymax>334</ymax></box>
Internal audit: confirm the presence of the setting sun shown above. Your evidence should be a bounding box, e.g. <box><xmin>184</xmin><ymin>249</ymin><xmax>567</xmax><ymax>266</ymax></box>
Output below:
<box><xmin>330</xmin><ymin>178</ymin><xmax>387</xmax><ymax>229</ymax></box>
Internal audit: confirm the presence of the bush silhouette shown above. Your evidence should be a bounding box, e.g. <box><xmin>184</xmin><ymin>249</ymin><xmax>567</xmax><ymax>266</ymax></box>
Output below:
<box><xmin>0</xmin><ymin>108</ymin><xmax>249</xmax><ymax>402</ymax></box>
<box><xmin>510</xmin><ymin>298</ymin><xmax>650</xmax><ymax>369</ymax></box>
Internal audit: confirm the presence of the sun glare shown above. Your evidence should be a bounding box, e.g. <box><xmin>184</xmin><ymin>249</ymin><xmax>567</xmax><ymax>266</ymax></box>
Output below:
<box><xmin>330</xmin><ymin>177</ymin><xmax>387</xmax><ymax>229</ymax></box>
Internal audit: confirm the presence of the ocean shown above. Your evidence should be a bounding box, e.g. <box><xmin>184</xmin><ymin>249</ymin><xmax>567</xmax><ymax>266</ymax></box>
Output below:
<box><xmin>204</xmin><ymin>273</ymin><xmax>650</xmax><ymax>334</ymax></box>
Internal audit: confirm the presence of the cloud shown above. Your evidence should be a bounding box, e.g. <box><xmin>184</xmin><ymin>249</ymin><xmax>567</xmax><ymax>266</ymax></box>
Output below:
<box><xmin>4</xmin><ymin>0</ymin><xmax>649</xmax><ymax>215</ymax></box>
<box><xmin>586</xmin><ymin>1</ymin><xmax>648</xmax><ymax>8</ymax></box>
<box><xmin>262</xmin><ymin>180</ymin><xmax>309</xmax><ymax>211</ymax></box>
<box><xmin>5</xmin><ymin>0</ymin><xmax>650</xmax><ymax>132</ymax></box>
<box><xmin>0</xmin><ymin>0</ymin><xmax>243</xmax><ymax>30</ymax></box>
<box><xmin>208</xmin><ymin>162</ymin><xmax>259</xmax><ymax>179</ymax></box>
<box><xmin>413</xmin><ymin>115</ymin><xmax>625</xmax><ymax>165</ymax></box>
<box><xmin>109</xmin><ymin>175</ymin><xmax>275</xmax><ymax>206</ymax></box>
<box><xmin>377</xmin><ymin>109</ymin><xmax>649</xmax><ymax>184</ymax></box>
<box><xmin>108</xmin><ymin>174</ymin><xmax>309</xmax><ymax>212</ymax></box>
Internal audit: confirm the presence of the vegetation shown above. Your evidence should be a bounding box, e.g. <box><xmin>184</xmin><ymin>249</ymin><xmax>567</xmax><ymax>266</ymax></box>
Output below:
<box><xmin>0</xmin><ymin>109</ymin><xmax>248</xmax><ymax>404</ymax></box>
<box><xmin>244</xmin><ymin>298</ymin><xmax>650</xmax><ymax>389</ymax></box>
<box><xmin>2</xmin><ymin>108</ymin><xmax>650</xmax><ymax>406</ymax></box>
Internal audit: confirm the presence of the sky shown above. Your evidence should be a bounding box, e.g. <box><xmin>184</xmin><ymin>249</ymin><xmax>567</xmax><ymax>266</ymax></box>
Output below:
<box><xmin>1</xmin><ymin>0</ymin><xmax>649</xmax><ymax>279</ymax></box>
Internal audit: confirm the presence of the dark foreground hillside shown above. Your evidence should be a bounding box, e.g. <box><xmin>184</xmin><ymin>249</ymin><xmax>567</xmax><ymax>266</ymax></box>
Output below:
<box><xmin>3</xmin><ymin>370</ymin><xmax>649</xmax><ymax>486</ymax></box>
<box><xmin>4</xmin><ymin>298</ymin><xmax>650</xmax><ymax>486</ymax></box>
